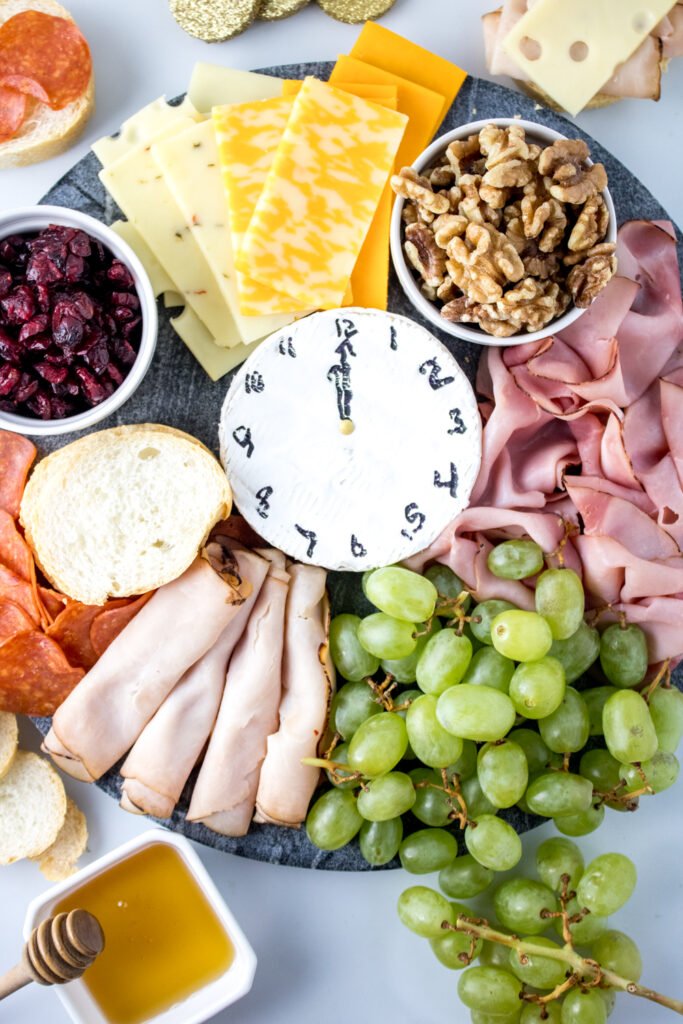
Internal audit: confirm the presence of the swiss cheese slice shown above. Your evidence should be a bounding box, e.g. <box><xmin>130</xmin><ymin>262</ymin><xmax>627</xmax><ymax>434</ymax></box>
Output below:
<box><xmin>238</xmin><ymin>78</ymin><xmax>407</xmax><ymax>311</ymax></box>
<box><xmin>92</xmin><ymin>97</ymin><xmax>202</xmax><ymax>167</ymax></box>
<box><xmin>188</xmin><ymin>62</ymin><xmax>285</xmax><ymax>112</ymax></box>
<box><xmin>503</xmin><ymin>0</ymin><xmax>676</xmax><ymax>116</ymax></box>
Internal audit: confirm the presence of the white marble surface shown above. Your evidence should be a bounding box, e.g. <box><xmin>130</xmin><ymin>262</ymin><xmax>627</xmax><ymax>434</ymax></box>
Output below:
<box><xmin>1</xmin><ymin>3</ymin><xmax>682</xmax><ymax>1023</ymax></box>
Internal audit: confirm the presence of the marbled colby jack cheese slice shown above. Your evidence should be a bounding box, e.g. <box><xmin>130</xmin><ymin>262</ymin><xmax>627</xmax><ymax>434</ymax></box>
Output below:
<box><xmin>238</xmin><ymin>78</ymin><xmax>407</xmax><ymax>311</ymax></box>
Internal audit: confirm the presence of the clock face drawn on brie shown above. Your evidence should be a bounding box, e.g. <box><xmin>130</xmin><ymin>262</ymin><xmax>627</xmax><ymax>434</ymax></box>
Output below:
<box><xmin>219</xmin><ymin>308</ymin><xmax>482</xmax><ymax>571</ymax></box>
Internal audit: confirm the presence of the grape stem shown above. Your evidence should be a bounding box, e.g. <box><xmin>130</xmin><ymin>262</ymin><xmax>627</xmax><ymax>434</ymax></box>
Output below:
<box><xmin>415</xmin><ymin>770</ymin><xmax>471</xmax><ymax>828</ymax></box>
<box><xmin>445</xmin><ymin>916</ymin><xmax>683</xmax><ymax>1016</ymax></box>
<box><xmin>643</xmin><ymin>659</ymin><xmax>671</xmax><ymax>702</ymax></box>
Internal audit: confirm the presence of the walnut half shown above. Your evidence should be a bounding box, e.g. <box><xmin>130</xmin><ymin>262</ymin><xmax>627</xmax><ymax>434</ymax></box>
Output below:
<box><xmin>567</xmin><ymin>243</ymin><xmax>617</xmax><ymax>307</ymax></box>
<box><xmin>538</xmin><ymin>139</ymin><xmax>608</xmax><ymax>205</ymax></box>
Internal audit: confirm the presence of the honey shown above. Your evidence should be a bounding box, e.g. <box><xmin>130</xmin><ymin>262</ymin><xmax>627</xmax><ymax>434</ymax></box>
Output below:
<box><xmin>53</xmin><ymin>842</ymin><xmax>234</xmax><ymax>1024</ymax></box>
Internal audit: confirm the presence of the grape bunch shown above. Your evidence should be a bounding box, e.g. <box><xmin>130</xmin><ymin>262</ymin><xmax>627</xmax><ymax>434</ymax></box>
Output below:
<box><xmin>305</xmin><ymin>544</ymin><xmax>683</xmax><ymax>866</ymax></box>
<box><xmin>397</xmin><ymin>838</ymin><xmax>662</xmax><ymax>1023</ymax></box>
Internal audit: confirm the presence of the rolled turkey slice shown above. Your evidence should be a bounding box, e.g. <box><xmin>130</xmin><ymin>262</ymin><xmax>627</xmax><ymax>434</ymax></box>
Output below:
<box><xmin>254</xmin><ymin>563</ymin><xmax>335</xmax><ymax>828</ymax></box>
<box><xmin>119</xmin><ymin>547</ymin><xmax>270</xmax><ymax>819</ymax></box>
<box><xmin>43</xmin><ymin>546</ymin><xmax>253</xmax><ymax>783</ymax></box>
<box><xmin>187</xmin><ymin>550</ymin><xmax>289</xmax><ymax>835</ymax></box>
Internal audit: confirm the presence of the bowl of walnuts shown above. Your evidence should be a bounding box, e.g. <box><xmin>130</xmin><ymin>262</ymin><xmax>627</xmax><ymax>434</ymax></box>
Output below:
<box><xmin>389</xmin><ymin>118</ymin><xmax>618</xmax><ymax>345</ymax></box>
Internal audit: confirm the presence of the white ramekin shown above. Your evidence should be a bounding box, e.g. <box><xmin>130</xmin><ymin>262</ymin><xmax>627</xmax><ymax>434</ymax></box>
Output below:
<box><xmin>23</xmin><ymin>829</ymin><xmax>257</xmax><ymax>1024</ymax></box>
<box><xmin>0</xmin><ymin>205</ymin><xmax>157</xmax><ymax>436</ymax></box>
<box><xmin>390</xmin><ymin>118</ymin><xmax>618</xmax><ymax>347</ymax></box>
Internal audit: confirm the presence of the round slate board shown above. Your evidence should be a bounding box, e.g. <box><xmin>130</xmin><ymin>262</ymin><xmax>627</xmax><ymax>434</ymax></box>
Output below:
<box><xmin>31</xmin><ymin>68</ymin><xmax>683</xmax><ymax>870</ymax></box>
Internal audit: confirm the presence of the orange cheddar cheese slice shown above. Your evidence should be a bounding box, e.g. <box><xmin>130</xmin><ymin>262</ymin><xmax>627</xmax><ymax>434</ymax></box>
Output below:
<box><xmin>282</xmin><ymin>80</ymin><xmax>398</xmax><ymax>106</ymax></box>
<box><xmin>238</xmin><ymin>78</ymin><xmax>407</xmax><ymax>312</ymax></box>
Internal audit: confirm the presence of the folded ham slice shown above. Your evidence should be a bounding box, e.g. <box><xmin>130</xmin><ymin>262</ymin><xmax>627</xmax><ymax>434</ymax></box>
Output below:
<box><xmin>254</xmin><ymin>564</ymin><xmax>334</xmax><ymax>829</ymax></box>
<box><xmin>187</xmin><ymin>550</ymin><xmax>289</xmax><ymax>836</ymax></box>
<box><xmin>118</xmin><ymin>548</ymin><xmax>271</xmax><ymax>819</ymax></box>
<box><xmin>43</xmin><ymin>552</ymin><xmax>253</xmax><ymax>783</ymax></box>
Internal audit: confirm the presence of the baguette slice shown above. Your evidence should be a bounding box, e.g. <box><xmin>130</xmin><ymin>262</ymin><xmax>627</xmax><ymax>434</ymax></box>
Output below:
<box><xmin>36</xmin><ymin>796</ymin><xmax>88</xmax><ymax>881</ymax></box>
<box><xmin>21</xmin><ymin>424</ymin><xmax>232</xmax><ymax>606</ymax></box>
<box><xmin>0</xmin><ymin>0</ymin><xmax>95</xmax><ymax>170</ymax></box>
<box><xmin>0</xmin><ymin>713</ymin><xmax>18</xmax><ymax>781</ymax></box>
<box><xmin>0</xmin><ymin>750</ymin><xmax>67</xmax><ymax>865</ymax></box>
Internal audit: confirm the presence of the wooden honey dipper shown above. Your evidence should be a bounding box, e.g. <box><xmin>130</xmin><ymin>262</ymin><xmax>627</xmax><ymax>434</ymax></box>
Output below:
<box><xmin>0</xmin><ymin>909</ymin><xmax>104</xmax><ymax>1001</ymax></box>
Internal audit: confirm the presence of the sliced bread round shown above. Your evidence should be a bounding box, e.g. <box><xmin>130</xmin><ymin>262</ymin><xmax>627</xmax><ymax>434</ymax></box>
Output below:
<box><xmin>0</xmin><ymin>0</ymin><xmax>95</xmax><ymax>170</ymax></box>
<box><xmin>20</xmin><ymin>424</ymin><xmax>232</xmax><ymax>605</ymax></box>
<box><xmin>0</xmin><ymin>750</ymin><xmax>67</xmax><ymax>865</ymax></box>
<box><xmin>36</xmin><ymin>796</ymin><xmax>88</xmax><ymax>881</ymax></box>
<box><xmin>0</xmin><ymin>712</ymin><xmax>19</xmax><ymax>781</ymax></box>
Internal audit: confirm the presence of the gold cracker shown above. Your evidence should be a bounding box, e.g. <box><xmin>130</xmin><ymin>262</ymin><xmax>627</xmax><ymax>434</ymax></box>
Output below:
<box><xmin>316</xmin><ymin>0</ymin><xmax>396</xmax><ymax>23</ymax></box>
<box><xmin>169</xmin><ymin>0</ymin><xmax>261</xmax><ymax>41</ymax></box>
<box><xmin>259</xmin><ymin>0</ymin><xmax>310</xmax><ymax>19</ymax></box>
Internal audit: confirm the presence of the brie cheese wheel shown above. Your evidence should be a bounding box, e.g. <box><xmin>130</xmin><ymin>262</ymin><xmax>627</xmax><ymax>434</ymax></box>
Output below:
<box><xmin>220</xmin><ymin>308</ymin><xmax>482</xmax><ymax>571</ymax></box>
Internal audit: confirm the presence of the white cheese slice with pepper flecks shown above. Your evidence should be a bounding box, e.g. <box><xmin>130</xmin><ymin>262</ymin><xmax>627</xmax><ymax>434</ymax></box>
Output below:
<box><xmin>219</xmin><ymin>308</ymin><xmax>482</xmax><ymax>571</ymax></box>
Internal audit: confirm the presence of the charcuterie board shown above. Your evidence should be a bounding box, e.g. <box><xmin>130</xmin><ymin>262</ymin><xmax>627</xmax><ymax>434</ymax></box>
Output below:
<box><xmin>31</xmin><ymin>65</ymin><xmax>683</xmax><ymax>871</ymax></box>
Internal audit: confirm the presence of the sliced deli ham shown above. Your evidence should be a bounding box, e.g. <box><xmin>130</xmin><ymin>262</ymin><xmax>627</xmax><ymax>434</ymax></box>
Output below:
<box><xmin>119</xmin><ymin>548</ymin><xmax>270</xmax><ymax>820</ymax></box>
<box><xmin>254</xmin><ymin>564</ymin><xmax>334</xmax><ymax>829</ymax></box>
<box><xmin>188</xmin><ymin>551</ymin><xmax>290</xmax><ymax>836</ymax></box>
<box><xmin>0</xmin><ymin>12</ymin><xmax>92</xmax><ymax>110</ymax></box>
<box><xmin>43</xmin><ymin>554</ymin><xmax>253</xmax><ymax>783</ymax></box>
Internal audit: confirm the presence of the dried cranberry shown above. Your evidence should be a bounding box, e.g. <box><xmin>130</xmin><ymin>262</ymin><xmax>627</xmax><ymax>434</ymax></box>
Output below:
<box><xmin>68</xmin><ymin>230</ymin><xmax>91</xmax><ymax>258</ymax></box>
<box><xmin>110</xmin><ymin>291</ymin><xmax>139</xmax><ymax>310</ymax></box>
<box><xmin>18</xmin><ymin>315</ymin><xmax>49</xmax><ymax>342</ymax></box>
<box><xmin>26</xmin><ymin>251</ymin><xmax>63</xmax><ymax>284</ymax></box>
<box><xmin>107</xmin><ymin>261</ymin><xmax>134</xmax><ymax>288</ymax></box>
<box><xmin>35</xmin><ymin>362</ymin><xmax>68</xmax><ymax>386</ymax></box>
<box><xmin>122</xmin><ymin>316</ymin><xmax>142</xmax><ymax>340</ymax></box>
<box><xmin>26</xmin><ymin>390</ymin><xmax>52</xmax><ymax>419</ymax></box>
<box><xmin>113</xmin><ymin>338</ymin><xmax>137</xmax><ymax>366</ymax></box>
<box><xmin>112</xmin><ymin>305</ymin><xmax>135</xmax><ymax>324</ymax></box>
<box><xmin>43</xmin><ymin>346</ymin><xmax>70</xmax><ymax>366</ymax></box>
<box><xmin>49</xmin><ymin>397</ymin><xmax>75</xmax><ymax>418</ymax></box>
<box><xmin>65</xmin><ymin>253</ymin><xmax>86</xmax><ymax>283</ymax></box>
<box><xmin>70</xmin><ymin>292</ymin><xmax>95</xmax><ymax>320</ymax></box>
<box><xmin>0</xmin><ymin>364</ymin><xmax>20</xmax><ymax>396</ymax></box>
<box><xmin>0</xmin><ymin>270</ymin><xmax>11</xmax><ymax>299</ymax></box>
<box><xmin>0</xmin><ymin>328</ymin><xmax>23</xmax><ymax>364</ymax></box>
<box><xmin>74</xmin><ymin>366</ymin><xmax>107</xmax><ymax>405</ymax></box>
<box><xmin>24</xmin><ymin>335</ymin><xmax>51</xmax><ymax>354</ymax></box>
<box><xmin>52</xmin><ymin>308</ymin><xmax>84</xmax><ymax>348</ymax></box>
<box><xmin>82</xmin><ymin>341</ymin><xmax>110</xmax><ymax>374</ymax></box>
<box><xmin>1</xmin><ymin>285</ymin><xmax>35</xmax><ymax>324</ymax></box>
<box><xmin>13</xmin><ymin>373</ymin><xmax>39</xmax><ymax>403</ymax></box>
<box><xmin>35</xmin><ymin>283</ymin><xmax>51</xmax><ymax>313</ymax></box>
<box><xmin>0</xmin><ymin>236</ymin><xmax>25</xmax><ymax>263</ymax></box>
<box><xmin>106</xmin><ymin>363</ymin><xmax>124</xmax><ymax>387</ymax></box>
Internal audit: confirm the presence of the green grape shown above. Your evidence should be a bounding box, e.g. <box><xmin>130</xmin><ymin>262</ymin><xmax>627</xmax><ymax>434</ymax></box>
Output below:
<box><xmin>399</xmin><ymin>828</ymin><xmax>458</xmax><ymax>874</ymax></box>
<box><xmin>430</xmin><ymin>928</ymin><xmax>482</xmax><ymax>971</ymax></box>
<box><xmin>538</xmin><ymin>687</ymin><xmax>590</xmax><ymax>753</ymax></box>
<box><xmin>410</xmin><ymin>767</ymin><xmax>452</xmax><ymax>827</ymax></box>
<box><xmin>509</xmin><ymin>728</ymin><xmax>551</xmax><ymax>773</ymax></box>
<box><xmin>305</xmin><ymin>789</ymin><xmax>362</xmax><ymax>850</ymax></box>
<box><xmin>331</xmin><ymin>681</ymin><xmax>381</xmax><ymax>740</ymax></box>
<box><xmin>361</xmin><ymin>569</ymin><xmax>375</xmax><ymax>600</ymax></box>
<box><xmin>599</xmin><ymin>623</ymin><xmax>648</xmax><ymax>688</ymax></box>
<box><xmin>325</xmin><ymin>743</ymin><xmax>359</xmax><ymax>791</ymax></box>
<box><xmin>425</xmin><ymin>563</ymin><xmax>472</xmax><ymax>610</ymax></box>
<box><xmin>536</xmin><ymin>837</ymin><xmax>584</xmax><ymax>891</ymax></box>
<box><xmin>554</xmin><ymin>897</ymin><xmax>608</xmax><ymax>944</ymax></box>
<box><xmin>471</xmin><ymin>1013</ymin><xmax>521</xmax><ymax>1024</ymax></box>
<box><xmin>437</xmin><ymin>684</ymin><xmax>517</xmax><ymax>742</ymax></box>
<box><xmin>593</xmin><ymin>930</ymin><xmax>642</xmax><ymax>981</ymax></box>
<box><xmin>357</xmin><ymin>613</ymin><xmax>417</xmax><ymax>660</ymax></box>
<box><xmin>461</xmin><ymin>774</ymin><xmax>497</xmax><ymax>819</ymax></box>
<box><xmin>470</xmin><ymin>600</ymin><xmax>517</xmax><ymax>645</ymax></box>
<box><xmin>596</xmin><ymin>990</ymin><xmax>616</xmax><ymax>1018</ymax></box>
<box><xmin>603</xmin><ymin>690</ymin><xmax>658</xmax><ymax>764</ymax></box>
<box><xmin>491</xmin><ymin>610</ymin><xmax>553</xmax><ymax>662</ymax></box>
<box><xmin>576</xmin><ymin>854</ymin><xmax>637</xmax><ymax>916</ymax></box>
<box><xmin>583</xmin><ymin>686</ymin><xmax>619</xmax><ymax>736</ymax></box>
<box><xmin>356</xmin><ymin>771</ymin><xmax>415</xmax><ymax>821</ymax></box>
<box><xmin>579</xmin><ymin>749</ymin><xmax>623</xmax><ymax>793</ymax></box>
<box><xmin>509</xmin><ymin>657</ymin><xmax>566</xmax><ymax>719</ymax></box>
<box><xmin>493</xmin><ymin>878</ymin><xmax>557</xmax><ymax>935</ymax></box>
<box><xmin>465</xmin><ymin>815</ymin><xmax>522</xmax><ymax>872</ymax></box>
<box><xmin>396</xmin><ymin>688</ymin><xmax>422</xmax><ymax>719</ymax></box>
<box><xmin>329</xmin><ymin>614</ymin><xmax>380</xmax><ymax>681</ymax></box>
<box><xmin>535</xmin><ymin>568</ymin><xmax>585</xmax><ymax>640</ymax></box>
<box><xmin>561</xmin><ymin>988</ymin><xmax>607</xmax><ymax>1024</ymax></box>
<box><xmin>449</xmin><ymin>738</ymin><xmax>479</xmax><ymax>780</ymax></box>
<box><xmin>406</xmin><ymin>694</ymin><xmax>464</xmax><ymax>768</ymax></box>
<box><xmin>487</xmin><ymin>539</ymin><xmax>545</xmax><ymax>580</ymax></box>
<box><xmin>359</xmin><ymin>817</ymin><xmax>403</xmax><ymax>866</ymax></box>
<box><xmin>649</xmin><ymin>686</ymin><xmax>683</xmax><ymax>753</ymax></box>
<box><xmin>479</xmin><ymin>934</ymin><xmax>514</xmax><ymax>968</ymax></box>
<box><xmin>457</xmin><ymin>966</ymin><xmax>523</xmax><ymax>1015</ymax></box>
<box><xmin>439</xmin><ymin>854</ymin><xmax>494</xmax><ymax>899</ymax></box>
<box><xmin>508</xmin><ymin>935</ymin><xmax>567</xmax><ymax>989</ymax></box>
<box><xmin>477</xmin><ymin>740</ymin><xmax>529</xmax><ymax>808</ymax></box>
<box><xmin>623</xmin><ymin>750</ymin><xmax>679</xmax><ymax>793</ymax></box>
<box><xmin>549</xmin><ymin>621</ymin><xmax>601</xmax><ymax>684</ymax></box>
<box><xmin>462</xmin><ymin>646</ymin><xmax>516</xmax><ymax>693</ymax></box>
<box><xmin>554</xmin><ymin>802</ymin><xmax>605</xmax><ymax>837</ymax></box>
<box><xmin>521</xmin><ymin>1004</ymin><xmax>562</xmax><ymax>1024</ymax></box>
<box><xmin>526</xmin><ymin>772</ymin><xmax>593</xmax><ymax>818</ymax></box>
<box><xmin>347</xmin><ymin>713</ymin><xmax>408</xmax><ymax>776</ymax></box>
<box><xmin>463</xmin><ymin>621</ymin><xmax>484</xmax><ymax>654</ymax></box>
<box><xmin>416</xmin><ymin>629</ymin><xmax>473</xmax><ymax>696</ymax></box>
<box><xmin>397</xmin><ymin>885</ymin><xmax>455</xmax><ymax>938</ymax></box>
<box><xmin>381</xmin><ymin>618</ymin><xmax>441</xmax><ymax>683</ymax></box>
<box><xmin>364</xmin><ymin>565</ymin><xmax>438</xmax><ymax>623</ymax></box>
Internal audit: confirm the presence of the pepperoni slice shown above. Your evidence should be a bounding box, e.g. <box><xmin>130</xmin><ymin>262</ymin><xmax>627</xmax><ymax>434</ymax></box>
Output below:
<box><xmin>0</xmin><ymin>431</ymin><xmax>36</xmax><ymax>518</ymax></box>
<box><xmin>90</xmin><ymin>592</ymin><xmax>153</xmax><ymax>658</ymax></box>
<box><xmin>0</xmin><ymin>597</ymin><xmax>35</xmax><ymax>647</ymax></box>
<box><xmin>0</xmin><ymin>84</ymin><xmax>27</xmax><ymax>142</ymax></box>
<box><xmin>0</xmin><ymin>631</ymin><xmax>84</xmax><ymax>715</ymax></box>
<box><xmin>39</xmin><ymin>587</ymin><xmax>68</xmax><ymax>620</ymax></box>
<box><xmin>0</xmin><ymin>74</ymin><xmax>49</xmax><ymax>105</ymax></box>
<box><xmin>0</xmin><ymin>510</ymin><xmax>33</xmax><ymax>581</ymax></box>
<box><xmin>0</xmin><ymin>13</ymin><xmax>92</xmax><ymax>111</ymax></box>
<box><xmin>0</xmin><ymin>564</ymin><xmax>43</xmax><ymax>624</ymax></box>
<box><xmin>46</xmin><ymin>602</ymin><xmax>101</xmax><ymax>672</ymax></box>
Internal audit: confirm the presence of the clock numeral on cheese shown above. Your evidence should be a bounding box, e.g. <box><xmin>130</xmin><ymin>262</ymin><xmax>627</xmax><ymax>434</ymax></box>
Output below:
<box><xmin>419</xmin><ymin>358</ymin><xmax>455</xmax><ymax>391</ymax></box>
<box><xmin>278</xmin><ymin>336</ymin><xmax>296</xmax><ymax>357</ymax></box>
<box><xmin>245</xmin><ymin>372</ymin><xmax>265</xmax><ymax>395</ymax></box>
<box><xmin>434</xmin><ymin>463</ymin><xmax>459</xmax><ymax>499</ymax></box>
<box><xmin>232</xmin><ymin>425</ymin><xmax>255</xmax><ymax>459</ymax></box>
<box><xmin>401</xmin><ymin>502</ymin><xmax>426</xmax><ymax>541</ymax></box>
<box><xmin>335</xmin><ymin>317</ymin><xmax>359</xmax><ymax>342</ymax></box>
<box><xmin>390</xmin><ymin>325</ymin><xmax>398</xmax><ymax>351</ymax></box>
<box><xmin>295</xmin><ymin>525</ymin><xmax>318</xmax><ymax>559</ymax></box>
<box><xmin>350</xmin><ymin>534</ymin><xmax>367</xmax><ymax>558</ymax></box>
<box><xmin>255</xmin><ymin>486</ymin><xmax>273</xmax><ymax>519</ymax></box>
<box><xmin>447</xmin><ymin>407</ymin><xmax>467</xmax><ymax>435</ymax></box>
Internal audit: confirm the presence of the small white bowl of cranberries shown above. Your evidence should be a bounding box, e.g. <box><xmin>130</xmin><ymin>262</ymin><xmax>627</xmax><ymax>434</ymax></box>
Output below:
<box><xmin>0</xmin><ymin>205</ymin><xmax>157</xmax><ymax>437</ymax></box>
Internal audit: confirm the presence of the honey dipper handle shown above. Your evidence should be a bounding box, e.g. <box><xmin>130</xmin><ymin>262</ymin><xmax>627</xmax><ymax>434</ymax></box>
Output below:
<box><xmin>0</xmin><ymin>960</ymin><xmax>33</xmax><ymax>1001</ymax></box>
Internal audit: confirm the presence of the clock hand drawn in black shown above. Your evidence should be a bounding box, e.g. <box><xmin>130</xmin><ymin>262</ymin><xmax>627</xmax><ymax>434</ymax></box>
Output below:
<box><xmin>327</xmin><ymin>335</ymin><xmax>356</xmax><ymax>424</ymax></box>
